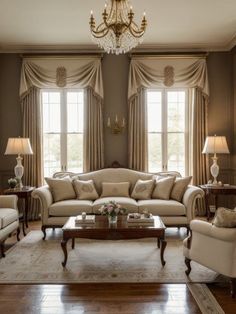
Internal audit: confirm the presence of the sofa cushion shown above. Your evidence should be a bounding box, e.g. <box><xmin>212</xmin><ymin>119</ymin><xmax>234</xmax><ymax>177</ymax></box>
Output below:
<box><xmin>49</xmin><ymin>200</ymin><xmax>93</xmax><ymax>216</ymax></box>
<box><xmin>171</xmin><ymin>176</ymin><xmax>192</xmax><ymax>202</ymax></box>
<box><xmin>75</xmin><ymin>168</ymin><xmax>154</xmax><ymax>195</ymax></box>
<box><xmin>0</xmin><ymin>208</ymin><xmax>18</xmax><ymax>230</ymax></box>
<box><xmin>73</xmin><ymin>179</ymin><xmax>99</xmax><ymax>200</ymax></box>
<box><xmin>138</xmin><ymin>199</ymin><xmax>186</xmax><ymax>216</ymax></box>
<box><xmin>131</xmin><ymin>179</ymin><xmax>155</xmax><ymax>200</ymax></box>
<box><xmin>152</xmin><ymin>176</ymin><xmax>175</xmax><ymax>200</ymax></box>
<box><xmin>93</xmin><ymin>197</ymin><xmax>138</xmax><ymax>213</ymax></box>
<box><xmin>101</xmin><ymin>182</ymin><xmax>130</xmax><ymax>198</ymax></box>
<box><xmin>212</xmin><ymin>207</ymin><xmax>236</xmax><ymax>228</ymax></box>
<box><xmin>45</xmin><ymin>177</ymin><xmax>76</xmax><ymax>202</ymax></box>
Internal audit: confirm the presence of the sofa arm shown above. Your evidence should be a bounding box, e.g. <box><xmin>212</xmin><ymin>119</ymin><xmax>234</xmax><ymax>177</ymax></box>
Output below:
<box><xmin>32</xmin><ymin>186</ymin><xmax>53</xmax><ymax>223</ymax></box>
<box><xmin>190</xmin><ymin>219</ymin><xmax>236</xmax><ymax>242</ymax></box>
<box><xmin>182</xmin><ymin>185</ymin><xmax>204</xmax><ymax>222</ymax></box>
<box><xmin>0</xmin><ymin>195</ymin><xmax>18</xmax><ymax>209</ymax></box>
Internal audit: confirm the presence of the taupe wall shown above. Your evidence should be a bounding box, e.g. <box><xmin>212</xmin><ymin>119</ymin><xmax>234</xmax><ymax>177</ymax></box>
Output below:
<box><xmin>207</xmin><ymin>52</ymin><xmax>233</xmax><ymax>184</ymax></box>
<box><xmin>0</xmin><ymin>54</ymin><xmax>22</xmax><ymax>189</ymax></box>
<box><xmin>0</xmin><ymin>52</ymin><xmax>235</xmax><ymax>190</ymax></box>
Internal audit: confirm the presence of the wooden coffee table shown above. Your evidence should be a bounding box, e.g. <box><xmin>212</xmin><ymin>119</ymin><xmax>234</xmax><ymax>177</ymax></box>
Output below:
<box><xmin>61</xmin><ymin>215</ymin><xmax>167</xmax><ymax>267</ymax></box>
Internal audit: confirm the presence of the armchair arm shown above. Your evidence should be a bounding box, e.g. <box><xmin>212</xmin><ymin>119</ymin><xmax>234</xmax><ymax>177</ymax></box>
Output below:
<box><xmin>32</xmin><ymin>186</ymin><xmax>53</xmax><ymax>223</ymax></box>
<box><xmin>190</xmin><ymin>219</ymin><xmax>236</xmax><ymax>242</ymax></box>
<box><xmin>0</xmin><ymin>195</ymin><xmax>18</xmax><ymax>209</ymax></box>
<box><xmin>182</xmin><ymin>185</ymin><xmax>204</xmax><ymax>222</ymax></box>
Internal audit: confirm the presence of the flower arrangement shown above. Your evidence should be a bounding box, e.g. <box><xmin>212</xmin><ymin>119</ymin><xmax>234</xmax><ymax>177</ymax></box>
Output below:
<box><xmin>99</xmin><ymin>201</ymin><xmax>126</xmax><ymax>217</ymax></box>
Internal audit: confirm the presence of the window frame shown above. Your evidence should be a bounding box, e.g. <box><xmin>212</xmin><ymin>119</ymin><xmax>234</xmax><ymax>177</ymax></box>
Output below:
<box><xmin>41</xmin><ymin>88</ymin><xmax>84</xmax><ymax>176</ymax></box>
<box><xmin>147</xmin><ymin>87</ymin><xmax>189</xmax><ymax>176</ymax></box>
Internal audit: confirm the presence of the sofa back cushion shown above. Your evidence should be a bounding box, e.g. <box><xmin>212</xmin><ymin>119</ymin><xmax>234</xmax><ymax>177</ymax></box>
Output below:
<box><xmin>74</xmin><ymin>168</ymin><xmax>154</xmax><ymax>195</ymax></box>
<box><xmin>171</xmin><ymin>176</ymin><xmax>192</xmax><ymax>202</ymax></box>
<box><xmin>101</xmin><ymin>182</ymin><xmax>130</xmax><ymax>197</ymax></box>
<box><xmin>152</xmin><ymin>176</ymin><xmax>175</xmax><ymax>200</ymax></box>
<box><xmin>45</xmin><ymin>177</ymin><xmax>76</xmax><ymax>202</ymax></box>
<box><xmin>73</xmin><ymin>179</ymin><xmax>99</xmax><ymax>200</ymax></box>
<box><xmin>131</xmin><ymin>179</ymin><xmax>155</xmax><ymax>200</ymax></box>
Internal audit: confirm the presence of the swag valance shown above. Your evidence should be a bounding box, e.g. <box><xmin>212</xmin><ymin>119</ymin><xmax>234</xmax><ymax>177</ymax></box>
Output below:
<box><xmin>128</xmin><ymin>56</ymin><xmax>209</xmax><ymax>100</ymax></box>
<box><xmin>20</xmin><ymin>56</ymin><xmax>104</xmax><ymax>99</ymax></box>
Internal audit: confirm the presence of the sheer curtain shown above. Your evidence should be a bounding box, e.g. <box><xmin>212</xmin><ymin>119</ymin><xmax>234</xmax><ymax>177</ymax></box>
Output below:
<box><xmin>20</xmin><ymin>56</ymin><xmax>104</xmax><ymax>219</ymax></box>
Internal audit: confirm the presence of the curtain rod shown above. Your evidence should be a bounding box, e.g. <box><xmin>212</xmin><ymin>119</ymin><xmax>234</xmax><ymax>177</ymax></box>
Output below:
<box><xmin>129</xmin><ymin>53</ymin><xmax>208</xmax><ymax>59</ymax></box>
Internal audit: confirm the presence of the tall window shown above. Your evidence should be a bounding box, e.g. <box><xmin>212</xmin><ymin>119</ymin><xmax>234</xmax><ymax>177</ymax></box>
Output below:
<box><xmin>42</xmin><ymin>89</ymin><xmax>84</xmax><ymax>177</ymax></box>
<box><xmin>147</xmin><ymin>89</ymin><xmax>188</xmax><ymax>176</ymax></box>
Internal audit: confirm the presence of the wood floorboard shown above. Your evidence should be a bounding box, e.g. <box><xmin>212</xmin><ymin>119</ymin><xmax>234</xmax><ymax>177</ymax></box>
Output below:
<box><xmin>1</xmin><ymin>220</ymin><xmax>235</xmax><ymax>313</ymax></box>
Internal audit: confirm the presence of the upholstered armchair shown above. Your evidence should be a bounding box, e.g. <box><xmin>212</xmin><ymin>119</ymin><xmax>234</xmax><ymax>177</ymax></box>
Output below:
<box><xmin>0</xmin><ymin>195</ymin><xmax>19</xmax><ymax>257</ymax></box>
<box><xmin>183</xmin><ymin>220</ymin><xmax>236</xmax><ymax>297</ymax></box>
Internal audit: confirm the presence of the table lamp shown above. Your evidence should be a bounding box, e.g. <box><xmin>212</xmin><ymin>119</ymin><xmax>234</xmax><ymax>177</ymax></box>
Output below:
<box><xmin>5</xmin><ymin>137</ymin><xmax>33</xmax><ymax>188</ymax></box>
<box><xmin>202</xmin><ymin>135</ymin><xmax>229</xmax><ymax>185</ymax></box>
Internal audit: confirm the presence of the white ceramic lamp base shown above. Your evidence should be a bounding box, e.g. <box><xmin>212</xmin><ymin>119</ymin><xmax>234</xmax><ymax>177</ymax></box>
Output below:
<box><xmin>14</xmin><ymin>155</ymin><xmax>24</xmax><ymax>189</ymax></box>
<box><xmin>210</xmin><ymin>156</ymin><xmax>219</xmax><ymax>185</ymax></box>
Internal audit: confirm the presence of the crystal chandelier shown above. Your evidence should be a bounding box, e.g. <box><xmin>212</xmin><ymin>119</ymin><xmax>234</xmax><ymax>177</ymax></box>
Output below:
<box><xmin>89</xmin><ymin>0</ymin><xmax>147</xmax><ymax>55</ymax></box>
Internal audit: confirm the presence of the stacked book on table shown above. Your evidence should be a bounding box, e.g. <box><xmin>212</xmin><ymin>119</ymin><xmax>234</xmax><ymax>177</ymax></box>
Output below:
<box><xmin>127</xmin><ymin>213</ymin><xmax>154</xmax><ymax>225</ymax></box>
<box><xmin>75</xmin><ymin>215</ymin><xmax>95</xmax><ymax>224</ymax></box>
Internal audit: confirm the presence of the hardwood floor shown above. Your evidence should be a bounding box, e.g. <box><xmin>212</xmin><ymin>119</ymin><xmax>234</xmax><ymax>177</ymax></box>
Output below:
<box><xmin>1</xmin><ymin>221</ymin><xmax>235</xmax><ymax>313</ymax></box>
<box><xmin>0</xmin><ymin>284</ymin><xmax>201</xmax><ymax>314</ymax></box>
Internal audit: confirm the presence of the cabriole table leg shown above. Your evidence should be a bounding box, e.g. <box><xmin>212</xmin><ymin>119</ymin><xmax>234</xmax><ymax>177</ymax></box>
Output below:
<box><xmin>61</xmin><ymin>238</ymin><xmax>69</xmax><ymax>267</ymax></box>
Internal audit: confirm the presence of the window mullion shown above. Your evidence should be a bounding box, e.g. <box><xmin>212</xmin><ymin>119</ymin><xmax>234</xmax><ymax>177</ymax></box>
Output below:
<box><xmin>61</xmin><ymin>90</ymin><xmax>67</xmax><ymax>171</ymax></box>
<box><xmin>162</xmin><ymin>90</ymin><xmax>167</xmax><ymax>171</ymax></box>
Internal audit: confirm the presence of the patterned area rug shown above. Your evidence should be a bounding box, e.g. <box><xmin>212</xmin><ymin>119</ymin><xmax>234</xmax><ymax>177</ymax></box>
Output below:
<box><xmin>0</xmin><ymin>229</ymin><xmax>225</xmax><ymax>284</ymax></box>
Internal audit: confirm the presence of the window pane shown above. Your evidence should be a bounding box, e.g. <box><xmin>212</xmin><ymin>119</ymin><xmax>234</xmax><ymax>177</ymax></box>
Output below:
<box><xmin>67</xmin><ymin>134</ymin><xmax>83</xmax><ymax>173</ymax></box>
<box><xmin>147</xmin><ymin>91</ymin><xmax>162</xmax><ymax>132</ymax></box>
<box><xmin>148</xmin><ymin>133</ymin><xmax>162</xmax><ymax>172</ymax></box>
<box><xmin>167</xmin><ymin>91</ymin><xmax>185</xmax><ymax>132</ymax></box>
<box><xmin>43</xmin><ymin>134</ymin><xmax>61</xmax><ymax>177</ymax></box>
<box><xmin>67</xmin><ymin>91</ymin><xmax>84</xmax><ymax>133</ymax></box>
<box><xmin>167</xmin><ymin>133</ymin><xmax>185</xmax><ymax>176</ymax></box>
<box><xmin>42</xmin><ymin>92</ymin><xmax>61</xmax><ymax>133</ymax></box>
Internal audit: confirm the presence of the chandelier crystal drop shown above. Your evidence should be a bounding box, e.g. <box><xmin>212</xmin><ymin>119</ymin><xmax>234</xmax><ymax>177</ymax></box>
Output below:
<box><xmin>89</xmin><ymin>0</ymin><xmax>147</xmax><ymax>55</ymax></box>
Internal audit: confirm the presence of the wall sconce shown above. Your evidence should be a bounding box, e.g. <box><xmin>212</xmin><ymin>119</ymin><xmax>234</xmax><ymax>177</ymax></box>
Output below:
<box><xmin>107</xmin><ymin>115</ymin><xmax>125</xmax><ymax>134</ymax></box>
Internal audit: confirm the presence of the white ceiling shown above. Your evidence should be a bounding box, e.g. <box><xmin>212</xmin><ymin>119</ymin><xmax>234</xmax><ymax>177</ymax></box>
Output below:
<box><xmin>0</xmin><ymin>0</ymin><xmax>235</xmax><ymax>52</ymax></box>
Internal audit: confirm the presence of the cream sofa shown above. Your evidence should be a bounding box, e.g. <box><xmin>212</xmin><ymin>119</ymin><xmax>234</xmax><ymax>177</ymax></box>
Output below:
<box><xmin>0</xmin><ymin>195</ymin><xmax>19</xmax><ymax>258</ymax></box>
<box><xmin>32</xmin><ymin>168</ymin><xmax>204</xmax><ymax>239</ymax></box>
<box><xmin>183</xmin><ymin>220</ymin><xmax>236</xmax><ymax>297</ymax></box>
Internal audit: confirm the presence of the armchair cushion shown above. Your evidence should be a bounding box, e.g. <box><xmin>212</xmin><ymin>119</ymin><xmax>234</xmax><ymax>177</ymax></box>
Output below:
<box><xmin>0</xmin><ymin>208</ymin><xmax>18</xmax><ymax>230</ymax></box>
<box><xmin>212</xmin><ymin>207</ymin><xmax>236</xmax><ymax>228</ymax></box>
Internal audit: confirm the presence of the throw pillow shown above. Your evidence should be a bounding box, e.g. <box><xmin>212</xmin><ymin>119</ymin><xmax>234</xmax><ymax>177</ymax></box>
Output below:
<box><xmin>101</xmin><ymin>182</ymin><xmax>130</xmax><ymax>198</ymax></box>
<box><xmin>45</xmin><ymin>177</ymin><xmax>76</xmax><ymax>202</ymax></box>
<box><xmin>213</xmin><ymin>207</ymin><xmax>236</xmax><ymax>228</ymax></box>
<box><xmin>131</xmin><ymin>179</ymin><xmax>155</xmax><ymax>200</ymax></box>
<box><xmin>170</xmin><ymin>176</ymin><xmax>192</xmax><ymax>202</ymax></box>
<box><xmin>152</xmin><ymin>176</ymin><xmax>175</xmax><ymax>200</ymax></box>
<box><xmin>73</xmin><ymin>179</ymin><xmax>99</xmax><ymax>200</ymax></box>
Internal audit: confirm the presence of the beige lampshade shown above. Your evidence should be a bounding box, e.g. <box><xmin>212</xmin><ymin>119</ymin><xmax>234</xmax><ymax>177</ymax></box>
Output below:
<box><xmin>202</xmin><ymin>136</ymin><xmax>229</xmax><ymax>154</ymax></box>
<box><xmin>5</xmin><ymin>138</ymin><xmax>33</xmax><ymax>155</ymax></box>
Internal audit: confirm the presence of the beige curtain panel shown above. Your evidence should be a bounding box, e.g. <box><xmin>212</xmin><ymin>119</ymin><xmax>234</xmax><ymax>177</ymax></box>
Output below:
<box><xmin>128</xmin><ymin>57</ymin><xmax>209</xmax><ymax>213</ymax></box>
<box><xmin>22</xmin><ymin>87</ymin><xmax>43</xmax><ymax>220</ymax></box>
<box><xmin>19</xmin><ymin>56</ymin><xmax>104</xmax><ymax>220</ymax></box>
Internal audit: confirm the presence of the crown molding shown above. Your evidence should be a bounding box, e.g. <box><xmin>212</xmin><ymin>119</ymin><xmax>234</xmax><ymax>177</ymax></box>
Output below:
<box><xmin>0</xmin><ymin>39</ymin><xmax>235</xmax><ymax>54</ymax></box>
